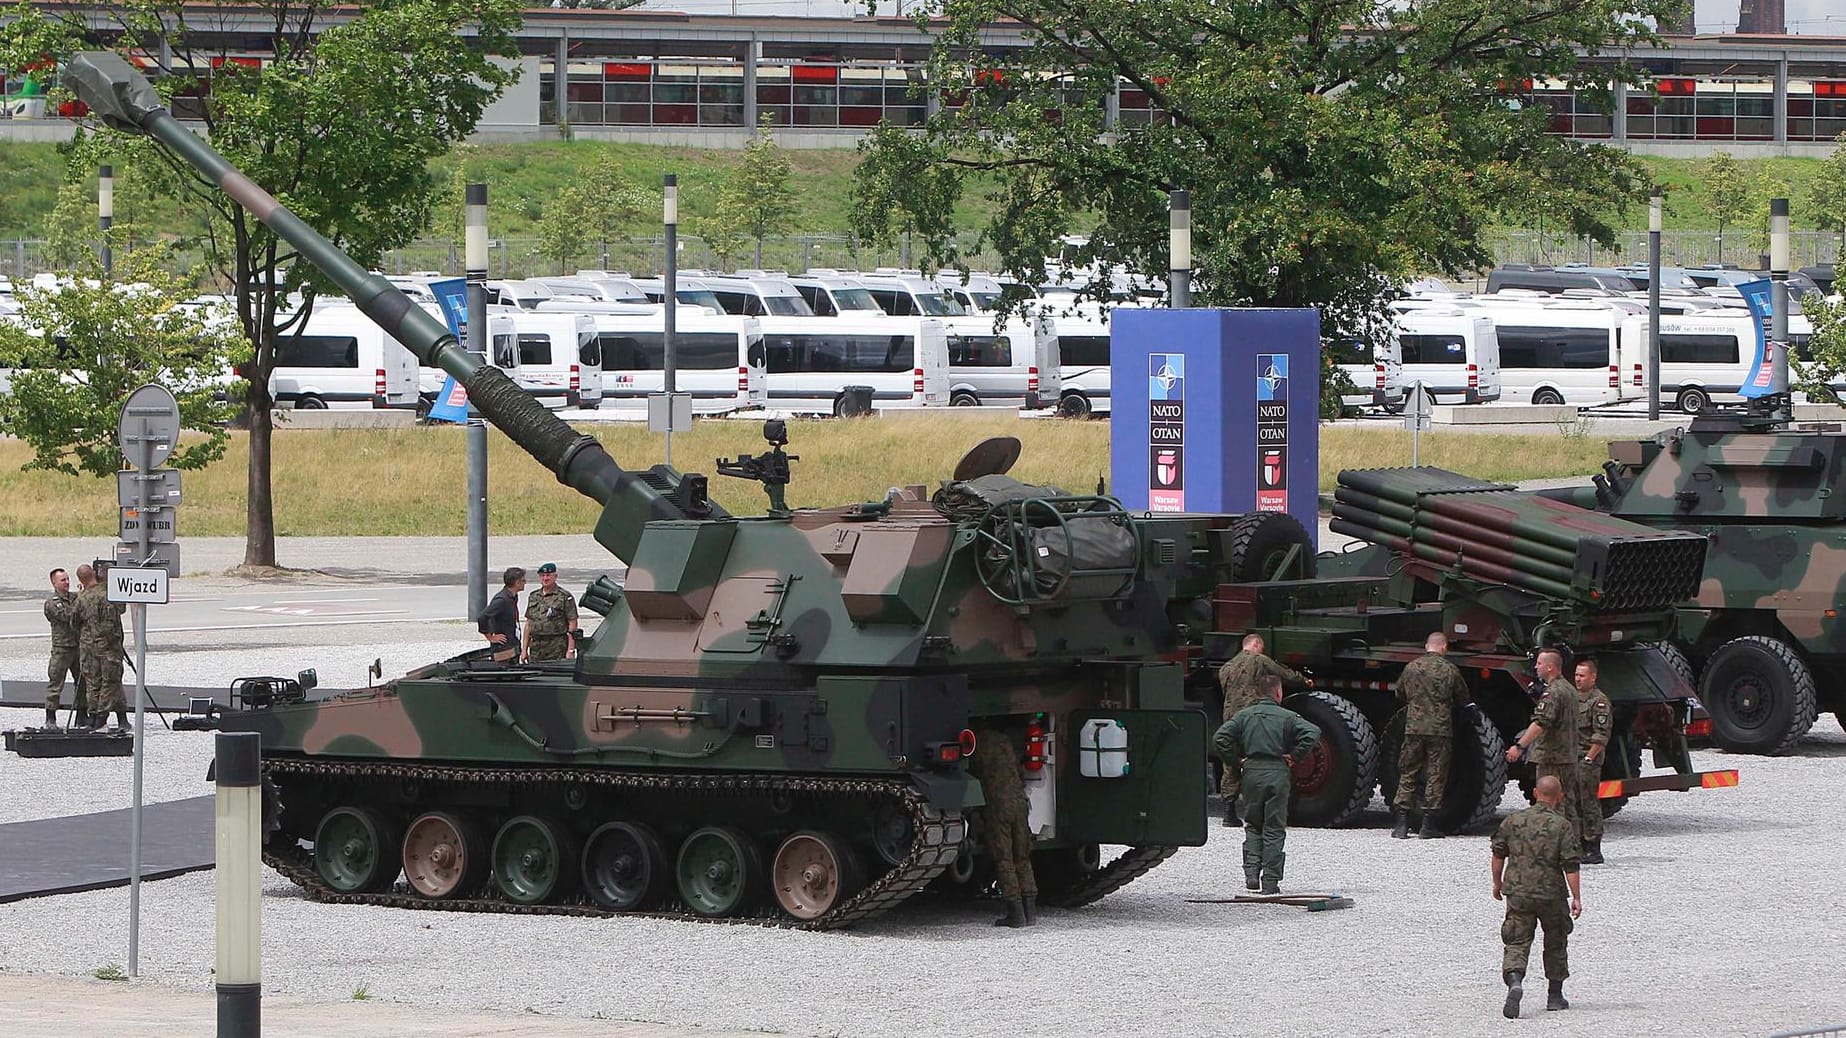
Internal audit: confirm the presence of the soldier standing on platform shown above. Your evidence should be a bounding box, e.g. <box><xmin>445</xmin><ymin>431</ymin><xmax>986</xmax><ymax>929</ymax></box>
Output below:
<box><xmin>522</xmin><ymin>562</ymin><xmax>579</xmax><ymax>663</ymax></box>
<box><xmin>1214</xmin><ymin>674</ymin><xmax>1322</xmax><ymax>895</ymax></box>
<box><xmin>1573</xmin><ymin>659</ymin><xmax>1613</xmax><ymax>864</ymax></box>
<box><xmin>967</xmin><ymin>727</ymin><xmax>1038</xmax><ymax>928</ymax></box>
<box><xmin>1216</xmin><ymin>633</ymin><xmax>1306</xmax><ymax>827</ymax></box>
<box><xmin>42</xmin><ymin>568</ymin><xmax>83</xmax><ymax>728</ymax></box>
<box><xmin>72</xmin><ymin>563</ymin><xmax>129</xmax><ymax>730</ymax></box>
<box><xmin>1505</xmin><ymin>648</ymin><xmax>1581</xmax><ymax>835</ymax></box>
<box><xmin>1392</xmin><ymin>631</ymin><xmax>1475</xmax><ymax>839</ymax></box>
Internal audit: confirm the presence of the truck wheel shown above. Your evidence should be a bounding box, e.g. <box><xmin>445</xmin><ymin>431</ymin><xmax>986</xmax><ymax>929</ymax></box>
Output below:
<box><xmin>1645</xmin><ymin>641</ymin><xmax>1697</xmax><ymax>694</ymax></box>
<box><xmin>1057</xmin><ymin>392</ymin><xmax>1091</xmax><ymax>418</ymax></box>
<box><xmin>1376</xmin><ymin>707</ymin><xmax>1508</xmax><ymax>834</ymax></box>
<box><xmin>1227</xmin><ymin>512</ymin><xmax>1317</xmax><ymax>582</ymax></box>
<box><xmin>1677</xmin><ymin>387</ymin><xmax>1711</xmax><ymax>415</ymax></box>
<box><xmin>296</xmin><ymin>395</ymin><xmax>327</xmax><ymax>410</ymax></box>
<box><xmin>1282</xmin><ymin>690</ymin><xmax>1378</xmax><ymax>828</ymax></box>
<box><xmin>1531</xmin><ymin>387</ymin><xmax>1564</xmax><ymax>406</ymax></box>
<box><xmin>1698</xmin><ymin>635</ymin><xmax>1819</xmax><ymax>756</ymax></box>
<box><xmin>950</xmin><ymin>390</ymin><xmax>979</xmax><ymax>407</ymax></box>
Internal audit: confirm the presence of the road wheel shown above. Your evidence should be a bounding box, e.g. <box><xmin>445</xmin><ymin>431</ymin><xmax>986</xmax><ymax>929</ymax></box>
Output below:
<box><xmin>1057</xmin><ymin>392</ymin><xmax>1092</xmax><ymax>418</ymax></box>
<box><xmin>1282</xmin><ymin>690</ymin><xmax>1379</xmax><ymax>828</ymax></box>
<box><xmin>313</xmin><ymin>806</ymin><xmax>399</xmax><ymax>894</ymax></box>
<box><xmin>1227</xmin><ymin>512</ymin><xmax>1317</xmax><ymax>581</ymax></box>
<box><xmin>296</xmin><ymin>395</ymin><xmax>328</xmax><ymax>410</ymax></box>
<box><xmin>1678</xmin><ymin>386</ymin><xmax>1711</xmax><ymax>415</ymax></box>
<box><xmin>492</xmin><ymin>815</ymin><xmax>577</xmax><ymax>904</ymax></box>
<box><xmin>950</xmin><ymin>390</ymin><xmax>979</xmax><ymax>407</ymax></box>
<box><xmin>401</xmin><ymin>811</ymin><xmax>488</xmax><ymax>899</ymax></box>
<box><xmin>581</xmin><ymin>821</ymin><xmax>670</xmax><ymax>912</ymax></box>
<box><xmin>1699</xmin><ymin>635</ymin><xmax>1819</xmax><ymax>756</ymax></box>
<box><xmin>1531</xmin><ymin>387</ymin><xmax>1565</xmax><ymax>406</ymax></box>
<box><xmin>1376</xmin><ymin>707</ymin><xmax>1508</xmax><ymax>834</ymax></box>
<box><xmin>676</xmin><ymin>826</ymin><xmax>765</xmax><ymax>918</ymax></box>
<box><xmin>771</xmin><ymin>831</ymin><xmax>863</xmax><ymax>921</ymax></box>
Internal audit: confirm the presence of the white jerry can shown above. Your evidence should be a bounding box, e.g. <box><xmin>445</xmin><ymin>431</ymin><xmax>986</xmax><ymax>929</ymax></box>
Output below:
<box><xmin>1077</xmin><ymin>718</ymin><xmax>1130</xmax><ymax>778</ymax></box>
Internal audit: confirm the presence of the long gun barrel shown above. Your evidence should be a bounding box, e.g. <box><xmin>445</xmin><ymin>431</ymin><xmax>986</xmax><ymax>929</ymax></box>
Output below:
<box><xmin>64</xmin><ymin>51</ymin><xmax>689</xmax><ymax>563</ymax></box>
<box><xmin>1330</xmin><ymin>467</ymin><xmax>1707</xmax><ymax>612</ymax></box>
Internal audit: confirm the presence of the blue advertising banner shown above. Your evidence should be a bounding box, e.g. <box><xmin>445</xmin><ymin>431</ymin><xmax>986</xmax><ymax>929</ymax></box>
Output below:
<box><xmin>1737</xmin><ymin>278</ymin><xmax>1775</xmax><ymax>399</ymax></box>
<box><xmin>426</xmin><ymin>277</ymin><xmax>471</xmax><ymax>422</ymax></box>
<box><xmin>1110</xmin><ymin>308</ymin><xmax>1321</xmax><ymax>542</ymax></box>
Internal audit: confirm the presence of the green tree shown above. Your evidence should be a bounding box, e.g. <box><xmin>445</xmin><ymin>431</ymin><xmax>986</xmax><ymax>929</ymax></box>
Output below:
<box><xmin>1701</xmin><ymin>151</ymin><xmax>1753</xmax><ymax>263</ymax></box>
<box><xmin>2</xmin><ymin>0</ymin><xmax>522</xmax><ymax>567</ymax></box>
<box><xmin>1794</xmin><ymin>295</ymin><xmax>1846</xmax><ymax>404</ymax></box>
<box><xmin>850</xmin><ymin>0</ymin><xmax>1685</xmax><ymax>415</ymax></box>
<box><xmin>532</xmin><ymin>184</ymin><xmax>591</xmax><ymax>274</ymax></box>
<box><xmin>1807</xmin><ymin>132</ymin><xmax>1846</xmax><ymax>254</ymax></box>
<box><xmin>581</xmin><ymin>152</ymin><xmax>651</xmax><ymax>247</ymax></box>
<box><xmin>720</xmin><ymin>115</ymin><xmax>797</xmax><ymax>268</ymax></box>
<box><xmin>0</xmin><ymin>245</ymin><xmax>248</xmax><ymax>476</ymax></box>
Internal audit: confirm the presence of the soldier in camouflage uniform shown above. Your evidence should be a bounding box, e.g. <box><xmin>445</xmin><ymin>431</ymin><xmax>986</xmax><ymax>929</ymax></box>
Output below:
<box><xmin>521</xmin><ymin>562</ymin><xmax>580</xmax><ymax>663</ymax></box>
<box><xmin>1573</xmin><ymin>659</ymin><xmax>1613</xmax><ymax>865</ymax></box>
<box><xmin>1491</xmin><ymin>774</ymin><xmax>1583</xmax><ymax>1018</ymax></box>
<box><xmin>1214</xmin><ymin>674</ymin><xmax>1322</xmax><ymax>894</ymax></box>
<box><xmin>1216</xmin><ymin>633</ymin><xmax>1306</xmax><ymax>827</ymax></box>
<box><xmin>967</xmin><ymin>728</ymin><xmax>1037</xmax><ymax>927</ymax></box>
<box><xmin>1506</xmin><ymin>648</ymin><xmax>1581</xmax><ymax>836</ymax></box>
<box><xmin>73</xmin><ymin>564</ymin><xmax>129</xmax><ymax>730</ymax></box>
<box><xmin>43</xmin><ymin>568</ymin><xmax>84</xmax><ymax>728</ymax></box>
<box><xmin>1392</xmin><ymin>631</ymin><xmax>1475</xmax><ymax>839</ymax></box>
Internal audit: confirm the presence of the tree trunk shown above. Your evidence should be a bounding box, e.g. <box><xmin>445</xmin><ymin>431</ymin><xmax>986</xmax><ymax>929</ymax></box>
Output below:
<box><xmin>244</xmin><ymin>382</ymin><xmax>278</xmax><ymax>567</ymax></box>
<box><xmin>754</xmin><ymin>236</ymin><xmax>763</xmax><ymax>269</ymax></box>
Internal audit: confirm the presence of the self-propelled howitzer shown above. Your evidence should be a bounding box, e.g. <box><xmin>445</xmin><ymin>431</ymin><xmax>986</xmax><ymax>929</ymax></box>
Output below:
<box><xmin>68</xmin><ymin>52</ymin><xmax>1217</xmax><ymax>927</ymax></box>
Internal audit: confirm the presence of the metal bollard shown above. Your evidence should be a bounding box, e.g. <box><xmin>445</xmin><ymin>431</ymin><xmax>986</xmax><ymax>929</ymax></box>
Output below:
<box><xmin>214</xmin><ymin>732</ymin><xmax>262</xmax><ymax>1038</ymax></box>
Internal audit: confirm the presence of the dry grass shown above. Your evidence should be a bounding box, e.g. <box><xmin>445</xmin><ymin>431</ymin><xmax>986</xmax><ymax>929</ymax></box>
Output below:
<box><xmin>0</xmin><ymin>417</ymin><xmax>1615</xmax><ymax>537</ymax></box>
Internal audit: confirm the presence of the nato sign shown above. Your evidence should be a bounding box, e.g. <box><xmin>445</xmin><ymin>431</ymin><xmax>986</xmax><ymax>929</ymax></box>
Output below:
<box><xmin>1109</xmin><ymin>308</ymin><xmax>1321</xmax><ymax>543</ymax></box>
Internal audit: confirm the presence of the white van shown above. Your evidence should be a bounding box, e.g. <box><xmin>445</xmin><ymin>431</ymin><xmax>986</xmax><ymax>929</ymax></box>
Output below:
<box><xmin>1618</xmin><ymin>309</ymin><xmax>1766</xmax><ymax>414</ymax></box>
<box><xmin>534</xmin><ymin>276</ymin><xmax>651</xmax><ymax>304</ymax></box>
<box><xmin>1393</xmin><ymin>307</ymin><xmax>1502</xmax><ymax>404</ymax></box>
<box><xmin>484</xmin><ymin>279</ymin><xmax>556</xmax><ymax>310</ymax></box>
<box><xmin>757</xmin><ymin>315</ymin><xmax>950</xmax><ymax>415</ymax></box>
<box><xmin>1445</xmin><ymin>296</ymin><xmax>1627</xmax><ymax>406</ymax></box>
<box><xmin>500</xmin><ymin>310</ymin><xmax>601</xmax><ymax>409</ymax></box>
<box><xmin>1045</xmin><ymin>302</ymin><xmax>1112</xmax><ymax>417</ymax></box>
<box><xmin>859</xmin><ymin>272</ymin><xmax>967</xmax><ymax>318</ymax></box>
<box><xmin>416</xmin><ymin>310</ymin><xmax>520</xmax><ymax>401</ymax></box>
<box><xmin>941</xmin><ymin>313</ymin><xmax>1061</xmax><ymax>409</ymax></box>
<box><xmin>703</xmin><ymin>275</ymin><xmax>814</xmax><ymax>317</ymax></box>
<box><xmin>270</xmin><ymin>302</ymin><xmax>420</xmax><ymax>410</ymax></box>
<box><xmin>1332</xmin><ymin>335</ymin><xmax>1404</xmax><ymax>412</ymax></box>
<box><xmin>632</xmin><ymin>275</ymin><xmax>728</xmax><ymax>314</ymax></box>
<box><xmin>590</xmin><ymin>311</ymin><xmax>766</xmax><ymax>415</ymax></box>
<box><xmin>788</xmin><ymin>273</ymin><xmax>888</xmax><ymax>317</ymax></box>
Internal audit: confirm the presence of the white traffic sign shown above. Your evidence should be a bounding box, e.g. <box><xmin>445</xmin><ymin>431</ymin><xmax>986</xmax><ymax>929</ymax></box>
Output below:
<box><xmin>107</xmin><ymin>566</ymin><xmax>170</xmax><ymax>605</ymax></box>
<box><xmin>117</xmin><ymin>468</ymin><xmax>182</xmax><ymax>507</ymax></box>
<box><xmin>120</xmin><ymin>505</ymin><xmax>178</xmax><ymax>543</ymax></box>
<box><xmin>116</xmin><ymin>384</ymin><xmax>182</xmax><ymax>470</ymax></box>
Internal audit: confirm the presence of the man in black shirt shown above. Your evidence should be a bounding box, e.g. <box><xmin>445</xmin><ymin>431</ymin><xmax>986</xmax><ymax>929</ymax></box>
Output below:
<box><xmin>478</xmin><ymin>566</ymin><xmax>526</xmax><ymax>661</ymax></box>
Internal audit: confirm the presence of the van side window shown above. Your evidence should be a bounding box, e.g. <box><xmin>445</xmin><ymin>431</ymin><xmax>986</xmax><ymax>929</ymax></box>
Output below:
<box><xmin>1331</xmin><ymin>340</ymin><xmax>1371</xmax><ymax>365</ymax></box>
<box><xmin>1661</xmin><ymin>334</ymin><xmax>1740</xmax><ymax>365</ymax></box>
<box><xmin>711</xmin><ymin>290</ymin><xmax>752</xmax><ymax>316</ymax></box>
<box><xmin>950</xmin><ymin>335</ymin><xmax>1012</xmax><ymax>367</ymax></box>
<box><xmin>579</xmin><ymin>330</ymin><xmax>601</xmax><ymax>367</ymax></box>
<box><xmin>493</xmin><ymin>333</ymin><xmax>517</xmax><ymax>368</ymax></box>
<box><xmin>276</xmin><ymin>334</ymin><xmax>360</xmax><ymax>369</ymax></box>
<box><xmin>795</xmin><ymin>285</ymin><xmax>835</xmax><ymax>316</ymax></box>
<box><xmin>1059</xmin><ymin>336</ymin><xmax>1110</xmax><ymax>367</ymax></box>
<box><xmin>600</xmin><ymin>332</ymin><xmax>737</xmax><ymax>370</ymax></box>
<box><xmin>765</xmin><ymin>333</ymin><xmax>913</xmax><ymax>373</ymax></box>
<box><xmin>1400</xmin><ymin>334</ymin><xmax>1465</xmax><ymax>365</ymax></box>
<box><xmin>1496</xmin><ymin>328</ymin><xmax>1608</xmax><ymax>369</ymax></box>
<box><xmin>518</xmin><ymin>333</ymin><xmax>553</xmax><ymax>366</ymax></box>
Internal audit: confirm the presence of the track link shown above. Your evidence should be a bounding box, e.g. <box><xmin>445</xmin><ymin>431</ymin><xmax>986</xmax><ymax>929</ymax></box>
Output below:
<box><xmin>262</xmin><ymin>757</ymin><xmax>964</xmax><ymax>931</ymax></box>
<box><xmin>1041</xmin><ymin>845</ymin><xmax>1178</xmax><ymax>908</ymax></box>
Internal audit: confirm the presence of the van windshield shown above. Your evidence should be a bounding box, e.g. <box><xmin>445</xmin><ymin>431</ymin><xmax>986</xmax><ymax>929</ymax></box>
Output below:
<box><xmin>831</xmin><ymin>288</ymin><xmax>882</xmax><ymax>312</ymax></box>
<box><xmin>677</xmin><ymin>289</ymin><xmax>725</xmax><ymax>311</ymax></box>
<box><xmin>916</xmin><ymin>292</ymin><xmax>964</xmax><ymax>316</ymax></box>
<box><xmin>763</xmin><ymin>295</ymin><xmax>812</xmax><ymax>317</ymax></box>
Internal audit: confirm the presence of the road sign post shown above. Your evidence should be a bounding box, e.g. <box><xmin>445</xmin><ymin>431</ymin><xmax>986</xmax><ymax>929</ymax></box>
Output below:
<box><xmin>114</xmin><ymin>383</ymin><xmax>182</xmax><ymax>979</ymax></box>
<box><xmin>1403</xmin><ymin>381</ymin><xmax>1434</xmax><ymax>466</ymax></box>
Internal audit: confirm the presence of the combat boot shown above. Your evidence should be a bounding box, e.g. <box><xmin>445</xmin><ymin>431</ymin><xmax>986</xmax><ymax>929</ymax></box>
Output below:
<box><xmin>1260</xmin><ymin>876</ymin><xmax>1280</xmax><ymax>895</ymax></box>
<box><xmin>1244</xmin><ymin>868</ymin><xmax>1260</xmax><ymax>892</ymax></box>
<box><xmin>1546</xmin><ymin>980</ymin><xmax>1568</xmax><ymax>1011</ymax></box>
<box><xmin>1391</xmin><ymin>810</ymin><xmax>1410</xmax><ymax>840</ymax></box>
<box><xmin>993</xmin><ymin>898</ymin><xmax>1027</xmax><ymax>928</ymax></box>
<box><xmin>1417</xmin><ymin>816</ymin><xmax>1444</xmax><ymax>840</ymax></box>
<box><xmin>1581</xmin><ymin>839</ymin><xmax>1604</xmax><ymax>865</ymax></box>
<box><xmin>43</xmin><ymin>706</ymin><xmax>59</xmax><ymax>728</ymax></box>
<box><xmin>1022</xmin><ymin>895</ymin><xmax>1037</xmax><ymax>926</ymax></box>
<box><xmin>115</xmin><ymin>708</ymin><xmax>130</xmax><ymax>730</ymax></box>
<box><xmin>1222</xmin><ymin>802</ymin><xmax>1240</xmax><ymax>828</ymax></box>
<box><xmin>1502</xmin><ymin>970</ymin><xmax>1524</xmax><ymax>1019</ymax></box>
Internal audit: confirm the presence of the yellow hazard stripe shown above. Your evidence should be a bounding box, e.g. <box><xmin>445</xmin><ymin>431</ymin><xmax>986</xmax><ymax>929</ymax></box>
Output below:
<box><xmin>1700</xmin><ymin>770</ymin><xmax>1740</xmax><ymax>788</ymax></box>
<box><xmin>1597</xmin><ymin>779</ymin><xmax>1624</xmax><ymax>799</ymax></box>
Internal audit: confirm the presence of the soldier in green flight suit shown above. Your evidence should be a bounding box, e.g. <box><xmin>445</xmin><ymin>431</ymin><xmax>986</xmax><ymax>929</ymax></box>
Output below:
<box><xmin>1214</xmin><ymin>673</ymin><xmax>1322</xmax><ymax>895</ymax></box>
<box><xmin>1215</xmin><ymin>633</ymin><xmax>1306</xmax><ymax>827</ymax></box>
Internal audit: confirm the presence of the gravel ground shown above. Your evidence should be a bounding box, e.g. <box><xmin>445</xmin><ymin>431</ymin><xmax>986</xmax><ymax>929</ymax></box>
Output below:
<box><xmin>2</xmin><ymin>647</ymin><xmax>1843</xmax><ymax>1038</ymax></box>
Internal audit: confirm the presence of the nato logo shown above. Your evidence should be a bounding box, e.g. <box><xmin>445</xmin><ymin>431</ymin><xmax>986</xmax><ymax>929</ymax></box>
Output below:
<box><xmin>1257</xmin><ymin>354</ymin><xmax>1289</xmax><ymax>402</ymax></box>
<box><xmin>1149</xmin><ymin>353</ymin><xmax>1185</xmax><ymax>400</ymax></box>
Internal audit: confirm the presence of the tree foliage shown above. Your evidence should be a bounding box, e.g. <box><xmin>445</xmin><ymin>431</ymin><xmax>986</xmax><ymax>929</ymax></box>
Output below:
<box><xmin>851</xmin><ymin>0</ymin><xmax>1685</xmax><ymax>413</ymax></box>
<box><xmin>1807</xmin><ymin>133</ymin><xmax>1846</xmax><ymax>252</ymax></box>
<box><xmin>532</xmin><ymin>184</ymin><xmax>592</xmax><ymax>273</ymax></box>
<box><xmin>1</xmin><ymin>0</ymin><xmax>522</xmax><ymax>565</ymax></box>
<box><xmin>0</xmin><ymin>245</ymin><xmax>248</xmax><ymax>476</ymax></box>
<box><xmin>1795</xmin><ymin>295</ymin><xmax>1846</xmax><ymax>405</ymax></box>
<box><xmin>1699</xmin><ymin>151</ymin><xmax>1754</xmax><ymax>263</ymax></box>
<box><xmin>718</xmin><ymin>115</ymin><xmax>797</xmax><ymax>268</ymax></box>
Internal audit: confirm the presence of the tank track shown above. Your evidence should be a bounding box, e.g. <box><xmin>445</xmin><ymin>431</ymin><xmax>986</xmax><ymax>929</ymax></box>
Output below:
<box><xmin>261</xmin><ymin>757</ymin><xmax>964</xmax><ymax>931</ymax></box>
<box><xmin>1041</xmin><ymin>845</ymin><xmax>1178</xmax><ymax>908</ymax></box>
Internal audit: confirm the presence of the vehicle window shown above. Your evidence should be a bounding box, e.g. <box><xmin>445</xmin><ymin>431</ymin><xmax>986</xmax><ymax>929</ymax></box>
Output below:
<box><xmin>831</xmin><ymin>288</ymin><xmax>882</xmax><ymax>313</ymax></box>
<box><xmin>518</xmin><ymin>333</ymin><xmax>553</xmax><ymax>367</ymax></box>
<box><xmin>867</xmin><ymin>289</ymin><xmax>909</xmax><ymax>316</ymax></box>
<box><xmin>1331</xmin><ymin>339</ymin><xmax>1371</xmax><ymax>365</ymax></box>
<box><xmin>677</xmin><ymin>289</ymin><xmax>725</xmax><ymax>311</ymax></box>
<box><xmin>1400</xmin><ymin>334</ymin><xmax>1466</xmax><ymax>365</ymax></box>
<box><xmin>1496</xmin><ymin>327</ymin><xmax>1609</xmax><ymax>369</ymax></box>
<box><xmin>579</xmin><ymin>328</ymin><xmax>601</xmax><ymax>367</ymax></box>
<box><xmin>915</xmin><ymin>292</ymin><xmax>963</xmax><ymax>316</ymax></box>
<box><xmin>712</xmin><ymin>290</ymin><xmax>754</xmax><ymax>316</ymax></box>
<box><xmin>276</xmin><ymin>334</ymin><xmax>359</xmax><ymax>369</ymax></box>
<box><xmin>1058</xmin><ymin>335</ymin><xmax>1111</xmax><ymax>367</ymax></box>
<box><xmin>1660</xmin><ymin>333</ymin><xmax>1740</xmax><ymax>365</ymax></box>
<box><xmin>1792</xmin><ymin>333</ymin><xmax>1812</xmax><ymax>361</ymax></box>
<box><xmin>763</xmin><ymin>295</ymin><xmax>811</xmax><ymax>317</ymax></box>
<box><xmin>795</xmin><ymin>285</ymin><xmax>834</xmax><ymax>316</ymax></box>
<box><xmin>765</xmin><ymin>333</ymin><xmax>914</xmax><ymax>373</ymax></box>
<box><xmin>950</xmin><ymin>335</ymin><xmax>1013</xmax><ymax>367</ymax></box>
<box><xmin>598</xmin><ymin>332</ymin><xmax>739</xmax><ymax>371</ymax></box>
<box><xmin>492</xmin><ymin>333</ymin><xmax>517</xmax><ymax>369</ymax></box>
<box><xmin>971</xmin><ymin>291</ymin><xmax>1003</xmax><ymax>311</ymax></box>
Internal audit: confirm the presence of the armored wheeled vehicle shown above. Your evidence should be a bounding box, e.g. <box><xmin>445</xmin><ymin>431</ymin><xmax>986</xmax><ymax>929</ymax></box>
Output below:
<box><xmin>1542</xmin><ymin>414</ymin><xmax>1846</xmax><ymax>755</ymax></box>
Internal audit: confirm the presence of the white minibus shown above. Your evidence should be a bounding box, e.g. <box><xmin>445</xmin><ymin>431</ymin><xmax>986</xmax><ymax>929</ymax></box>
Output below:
<box><xmin>1393</xmin><ymin>307</ymin><xmax>1503</xmax><ymax>404</ymax></box>
<box><xmin>270</xmin><ymin>302</ymin><xmax>420</xmax><ymax>410</ymax></box>
<box><xmin>1045</xmin><ymin>302</ymin><xmax>1113</xmax><ymax>417</ymax></box>
<box><xmin>1448</xmin><ymin>296</ymin><xmax>1626</xmax><ymax>406</ymax></box>
<box><xmin>500</xmin><ymin>310</ymin><xmax>601</xmax><ymax>409</ymax></box>
<box><xmin>941</xmin><ymin>313</ymin><xmax>1061</xmax><ymax>409</ymax></box>
<box><xmin>591</xmin><ymin>311</ymin><xmax>766</xmax><ymax>415</ymax></box>
<box><xmin>757</xmin><ymin>315</ymin><xmax>950</xmax><ymax>415</ymax></box>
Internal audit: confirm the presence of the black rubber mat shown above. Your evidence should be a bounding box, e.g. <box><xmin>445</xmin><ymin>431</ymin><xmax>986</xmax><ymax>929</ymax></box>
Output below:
<box><xmin>0</xmin><ymin>679</ymin><xmax>222</xmax><ymax>713</ymax></box>
<box><xmin>0</xmin><ymin>796</ymin><xmax>215</xmax><ymax>903</ymax></box>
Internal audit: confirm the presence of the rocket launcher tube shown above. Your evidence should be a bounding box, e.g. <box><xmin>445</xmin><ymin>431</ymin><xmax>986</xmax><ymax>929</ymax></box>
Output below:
<box><xmin>64</xmin><ymin>52</ymin><xmax>675</xmax><ymax>559</ymax></box>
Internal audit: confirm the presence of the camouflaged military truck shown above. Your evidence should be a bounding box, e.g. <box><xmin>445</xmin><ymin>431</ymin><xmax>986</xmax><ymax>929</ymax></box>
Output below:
<box><xmin>1540</xmin><ymin>414</ymin><xmax>1846</xmax><ymax>756</ymax></box>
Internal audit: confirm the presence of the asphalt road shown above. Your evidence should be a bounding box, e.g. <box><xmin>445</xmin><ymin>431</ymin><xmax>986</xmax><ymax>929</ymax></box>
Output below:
<box><xmin>0</xmin><ymin>583</ymin><xmax>468</xmax><ymax>645</ymax></box>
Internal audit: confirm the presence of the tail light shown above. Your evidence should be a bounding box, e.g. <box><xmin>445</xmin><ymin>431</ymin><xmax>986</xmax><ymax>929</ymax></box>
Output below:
<box><xmin>1608</xmin><ymin>364</ymin><xmax>1619</xmax><ymax>388</ymax></box>
<box><xmin>1028</xmin><ymin>366</ymin><xmax>1039</xmax><ymax>393</ymax></box>
<box><xmin>374</xmin><ymin>368</ymin><xmax>387</xmax><ymax>396</ymax></box>
<box><xmin>1023</xmin><ymin>720</ymin><xmax>1047</xmax><ymax>772</ymax></box>
<box><xmin>737</xmin><ymin>364</ymin><xmax>748</xmax><ymax>393</ymax></box>
<box><xmin>1467</xmin><ymin>363</ymin><xmax>1478</xmax><ymax>389</ymax></box>
<box><xmin>1687</xmin><ymin>717</ymin><xmax>1713</xmax><ymax>737</ymax></box>
<box><xmin>914</xmin><ymin>367</ymin><xmax>925</xmax><ymax>395</ymax></box>
<box><xmin>570</xmin><ymin>364</ymin><xmax>580</xmax><ymax>392</ymax></box>
<box><xmin>959</xmin><ymin>729</ymin><xmax>978</xmax><ymax>756</ymax></box>
<box><xmin>1633</xmin><ymin>363</ymin><xmax>1643</xmax><ymax>387</ymax></box>
<box><xmin>1374</xmin><ymin>363</ymin><xmax>1386</xmax><ymax>390</ymax></box>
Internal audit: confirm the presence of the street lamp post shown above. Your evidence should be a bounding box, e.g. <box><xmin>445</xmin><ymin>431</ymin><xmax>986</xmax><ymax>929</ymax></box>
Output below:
<box><xmin>1648</xmin><ymin>189</ymin><xmax>1662</xmax><ymax>421</ymax></box>
<box><xmin>1169</xmin><ymin>188</ymin><xmax>1191</xmax><ymax>308</ymax></box>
